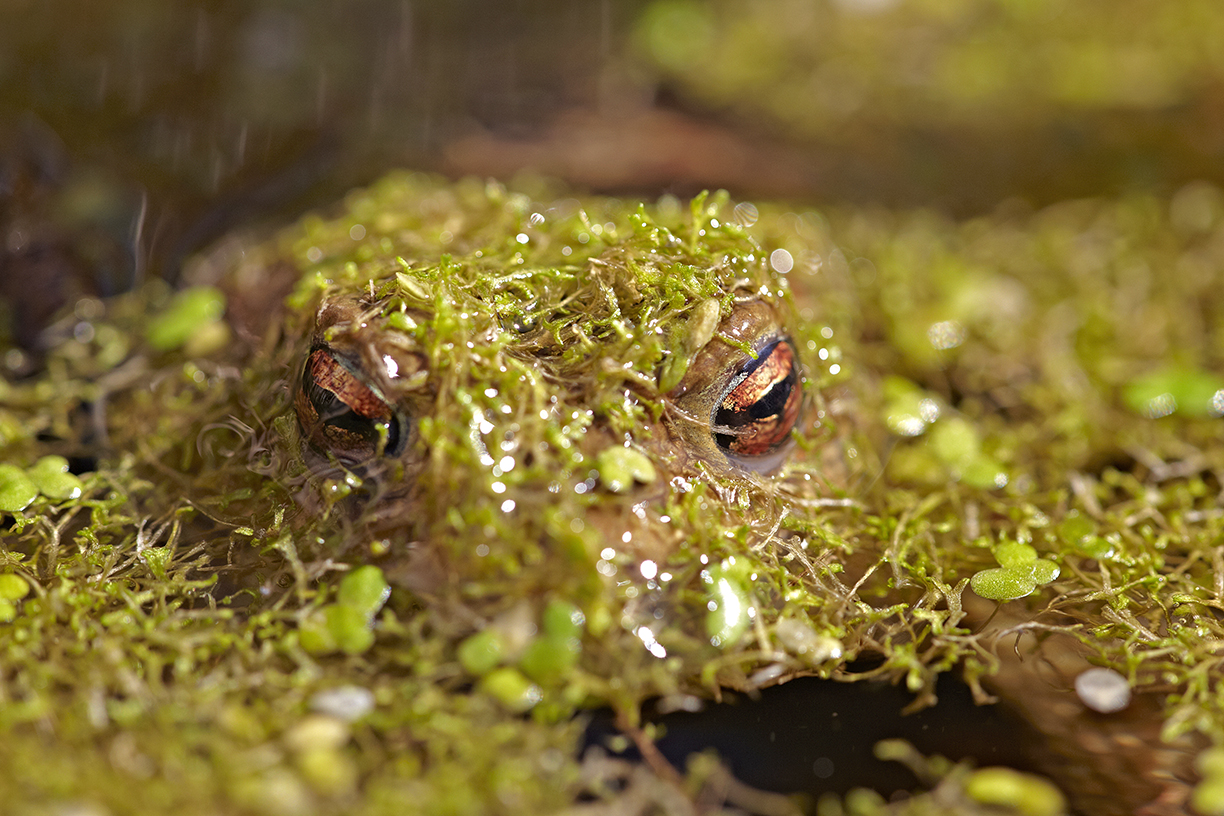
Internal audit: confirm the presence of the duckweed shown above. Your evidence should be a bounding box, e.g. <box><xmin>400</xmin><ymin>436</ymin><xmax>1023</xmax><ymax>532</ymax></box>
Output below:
<box><xmin>27</xmin><ymin>455</ymin><xmax>84</xmax><ymax>500</ymax></box>
<box><xmin>702</xmin><ymin>559</ymin><xmax>755</xmax><ymax>648</ymax></box>
<box><xmin>518</xmin><ymin>631</ymin><xmax>582</xmax><ymax>686</ymax></box>
<box><xmin>0</xmin><ymin>572</ymin><xmax>29</xmax><ymax>601</ymax></box>
<box><xmin>458</xmin><ymin>628</ymin><xmax>507</xmax><ymax>676</ymax></box>
<box><xmin>0</xmin><ymin>464</ymin><xmax>36</xmax><ymax>512</ymax></box>
<box><xmin>300</xmin><ymin>567</ymin><xmax>390</xmax><ymax>655</ymax></box>
<box><xmin>145</xmin><ymin>285</ymin><xmax>227</xmax><ymax>353</ymax></box>
<box><xmin>1194</xmin><ymin>747</ymin><xmax>1224</xmax><ymax>816</ymax></box>
<box><xmin>1123</xmin><ymin>367</ymin><xmax>1224</xmax><ymax>419</ymax></box>
<box><xmin>480</xmin><ymin>667</ymin><xmax>543</xmax><ymax>713</ymax></box>
<box><xmin>964</xmin><ymin>767</ymin><xmax>1067</xmax><ymax>816</ymax></box>
<box><xmin>595</xmin><ymin>446</ymin><xmax>657</xmax><ymax>493</ymax></box>
<box><xmin>336</xmin><ymin>565</ymin><xmax>391</xmax><ymax>619</ymax></box>
<box><xmin>970</xmin><ymin>541</ymin><xmax>1060</xmax><ymax>601</ymax></box>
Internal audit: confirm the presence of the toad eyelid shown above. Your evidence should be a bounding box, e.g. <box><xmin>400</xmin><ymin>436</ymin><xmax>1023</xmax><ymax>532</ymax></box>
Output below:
<box><xmin>716</xmin><ymin>341</ymin><xmax>775</xmax><ymax>401</ymax></box>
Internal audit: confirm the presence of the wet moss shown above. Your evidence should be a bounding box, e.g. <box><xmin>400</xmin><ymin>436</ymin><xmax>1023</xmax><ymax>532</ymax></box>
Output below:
<box><xmin>3</xmin><ymin>174</ymin><xmax>1224</xmax><ymax>811</ymax></box>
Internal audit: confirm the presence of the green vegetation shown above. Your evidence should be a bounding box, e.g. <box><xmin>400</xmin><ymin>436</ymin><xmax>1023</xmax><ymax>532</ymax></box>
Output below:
<box><xmin>631</xmin><ymin>0</ymin><xmax>1224</xmax><ymax>209</ymax></box>
<box><xmin>635</xmin><ymin>0</ymin><xmax>1224</xmax><ymax>135</ymax></box>
<box><xmin>3</xmin><ymin>172</ymin><xmax>1224</xmax><ymax>813</ymax></box>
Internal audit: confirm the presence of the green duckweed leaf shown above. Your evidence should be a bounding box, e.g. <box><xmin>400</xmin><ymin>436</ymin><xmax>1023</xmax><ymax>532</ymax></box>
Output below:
<box><xmin>146</xmin><ymin>286</ymin><xmax>226</xmax><ymax>352</ymax></box>
<box><xmin>1124</xmin><ymin>367</ymin><xmax>1224</xmax><ymax>419</ymax></box>
<box><xmin>541</xmin><ymin>600</ymin><xmax>585</xmax><ymax>641</ymax></box>
<box><xmin>1192</xmin><ymin>778</ymin><xmax>1224</xmax><ymax>816</ymax></box>
<box><xmin>0</xmin><ymin>573</ymin><xmax>30</xmax><ymax>601</ymax></box>
<box><xmin>326</xmin><ymin>604</ymin><xmax>376</xmax><ymax>655</ymax></box>
<box><xmin>931</xmin><ymin>417</ymin><xmax>981</xmax><ymax>465</ymax></box>
<box><xmin>703</xmin><ymin>563</ymin><xmax>753</xmax><ymax>648</ymax></box>
<box><xmin>28</xmin><ymin>456</ymin><xmax>83</xmax><ymax>501</ymax></box>
<box><xmin>595</xmin><ymin>447</ymin><xmax>657</xmax><ymax>493</ymax></box>
<box><xmin>970</xmin><ymin>567</ymin><xmax>1038</xmax><ymax>601</ymax></box>
<box><xmin>965</xmin><ymin>767</ymin><xmax>1066</xmax><ymax>816</ymax></box>
<box><xmin>518</xmin><ymin>634</ymin><xmax>581</xmax><ymax>686</ymax></box>
<box><xmin>457</xmin><ymin>629</ymin><xmax>506</xmax><ymax>676</ymax></box>
<box><xmin>479</xmin><ymin>667</ymin><xmax>542</xmax><ymax>713</ymax></box>
<box><xmin>971</xmin><ymin>541</ymin><xmax>1060</xmax><ymax>600</ymax></box>
<box><xmin>0</xmin><ymin>464</ymin><xmax>37</xmax><ymax>513</ymax></box>
<box><xmin>996</xmin><ymin>541</ymin><xmax>1038</xmax><ymax>568</ymax></box>
<box><xmin>1028</xmin><ymin>559</ymin><xmax>1060</xmax><ymax>584</ymax></box>
<box><xmin>336</xmin><ymin>566</ymin><xmax>391</xmax><ymax>621</ymax></box>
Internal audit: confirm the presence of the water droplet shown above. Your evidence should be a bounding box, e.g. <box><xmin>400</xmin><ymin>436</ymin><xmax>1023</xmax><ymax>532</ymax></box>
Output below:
<box><xmin>635</xmin><ymin>625</ymin><xmax>667</xmax><ymax>658</ymax></box>
<box><xmin>1075</xmin><ymin>667</ymin><xmax>1130</xmax><ymax>713</ymax></box>
<box><xmin>927</xmin><ymin>320</ymin><xmax>966</xmax><ymax>350</ymax></box>
<box><xmin>733</xmin><ymin>202</ymin><xmax>758</xmax><ymax>227</ymax></box>
<box><xmin>1143</xmin><ymin>393</ymin><xmax>1177</xmax><ymax>419</ymax></box>
<box><xmin>769</xmin><ymin>248</ymin><xmax>794</xmax><ymax>274</ymax></box>
<box><xmin>309</xmin><ymin>686</ymin><xmax>375</xmax><ymax>721</ymax></box>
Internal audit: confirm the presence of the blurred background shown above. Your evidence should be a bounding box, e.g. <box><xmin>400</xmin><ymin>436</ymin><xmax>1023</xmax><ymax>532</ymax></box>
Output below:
<box><xmin>3</xmin><ymin>0</ymin><xmax>1224</xmax><ymax>349</ymax></box>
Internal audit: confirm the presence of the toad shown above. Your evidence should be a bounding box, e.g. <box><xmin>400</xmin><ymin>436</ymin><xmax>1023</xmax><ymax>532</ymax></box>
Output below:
<box><xmin>201</xmin><ymin>174</ymin><xmax>852</xmax><ymax>704</ymax></box>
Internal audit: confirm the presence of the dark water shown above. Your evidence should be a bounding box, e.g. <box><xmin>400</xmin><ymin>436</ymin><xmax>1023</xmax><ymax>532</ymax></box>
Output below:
<box><xmin>586</xmin><ymin>672</ymin><xmax>1038</xmax><ymax>800</ymax></box>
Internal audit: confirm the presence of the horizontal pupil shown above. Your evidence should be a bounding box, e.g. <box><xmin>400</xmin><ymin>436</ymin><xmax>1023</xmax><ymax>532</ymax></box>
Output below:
<box><xmin>305</xmin><ymin>378</ymin><xmax>347</xmax><ymax>420</ymax></box>
<box><xmin>327</xmin><ymin>409</ymin><xmax>382</xmax><ymax>441</ymax></box>
<box><xmin>749</xmin><ymin>377</ymin><xmax>793</xmax><ymax>420</ymax></box>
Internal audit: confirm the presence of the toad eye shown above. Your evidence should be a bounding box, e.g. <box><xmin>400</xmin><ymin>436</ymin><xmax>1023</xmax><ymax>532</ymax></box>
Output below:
<box><xmin>713</xmin><ymin>339</ymin><xmax>802</xmax><ymax>458</ymax></box>
<box><xmin>295</xmin><ymin>347</ymin><xmax>409</xmax><ymax>461</ymax></box>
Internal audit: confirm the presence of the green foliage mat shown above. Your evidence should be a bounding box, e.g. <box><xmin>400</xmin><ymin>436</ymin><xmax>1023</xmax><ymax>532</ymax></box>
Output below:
<box><xmin>4</xmin><ymin>174</ymin><xmax>1224</xmax><ymax>815</ymax></box>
